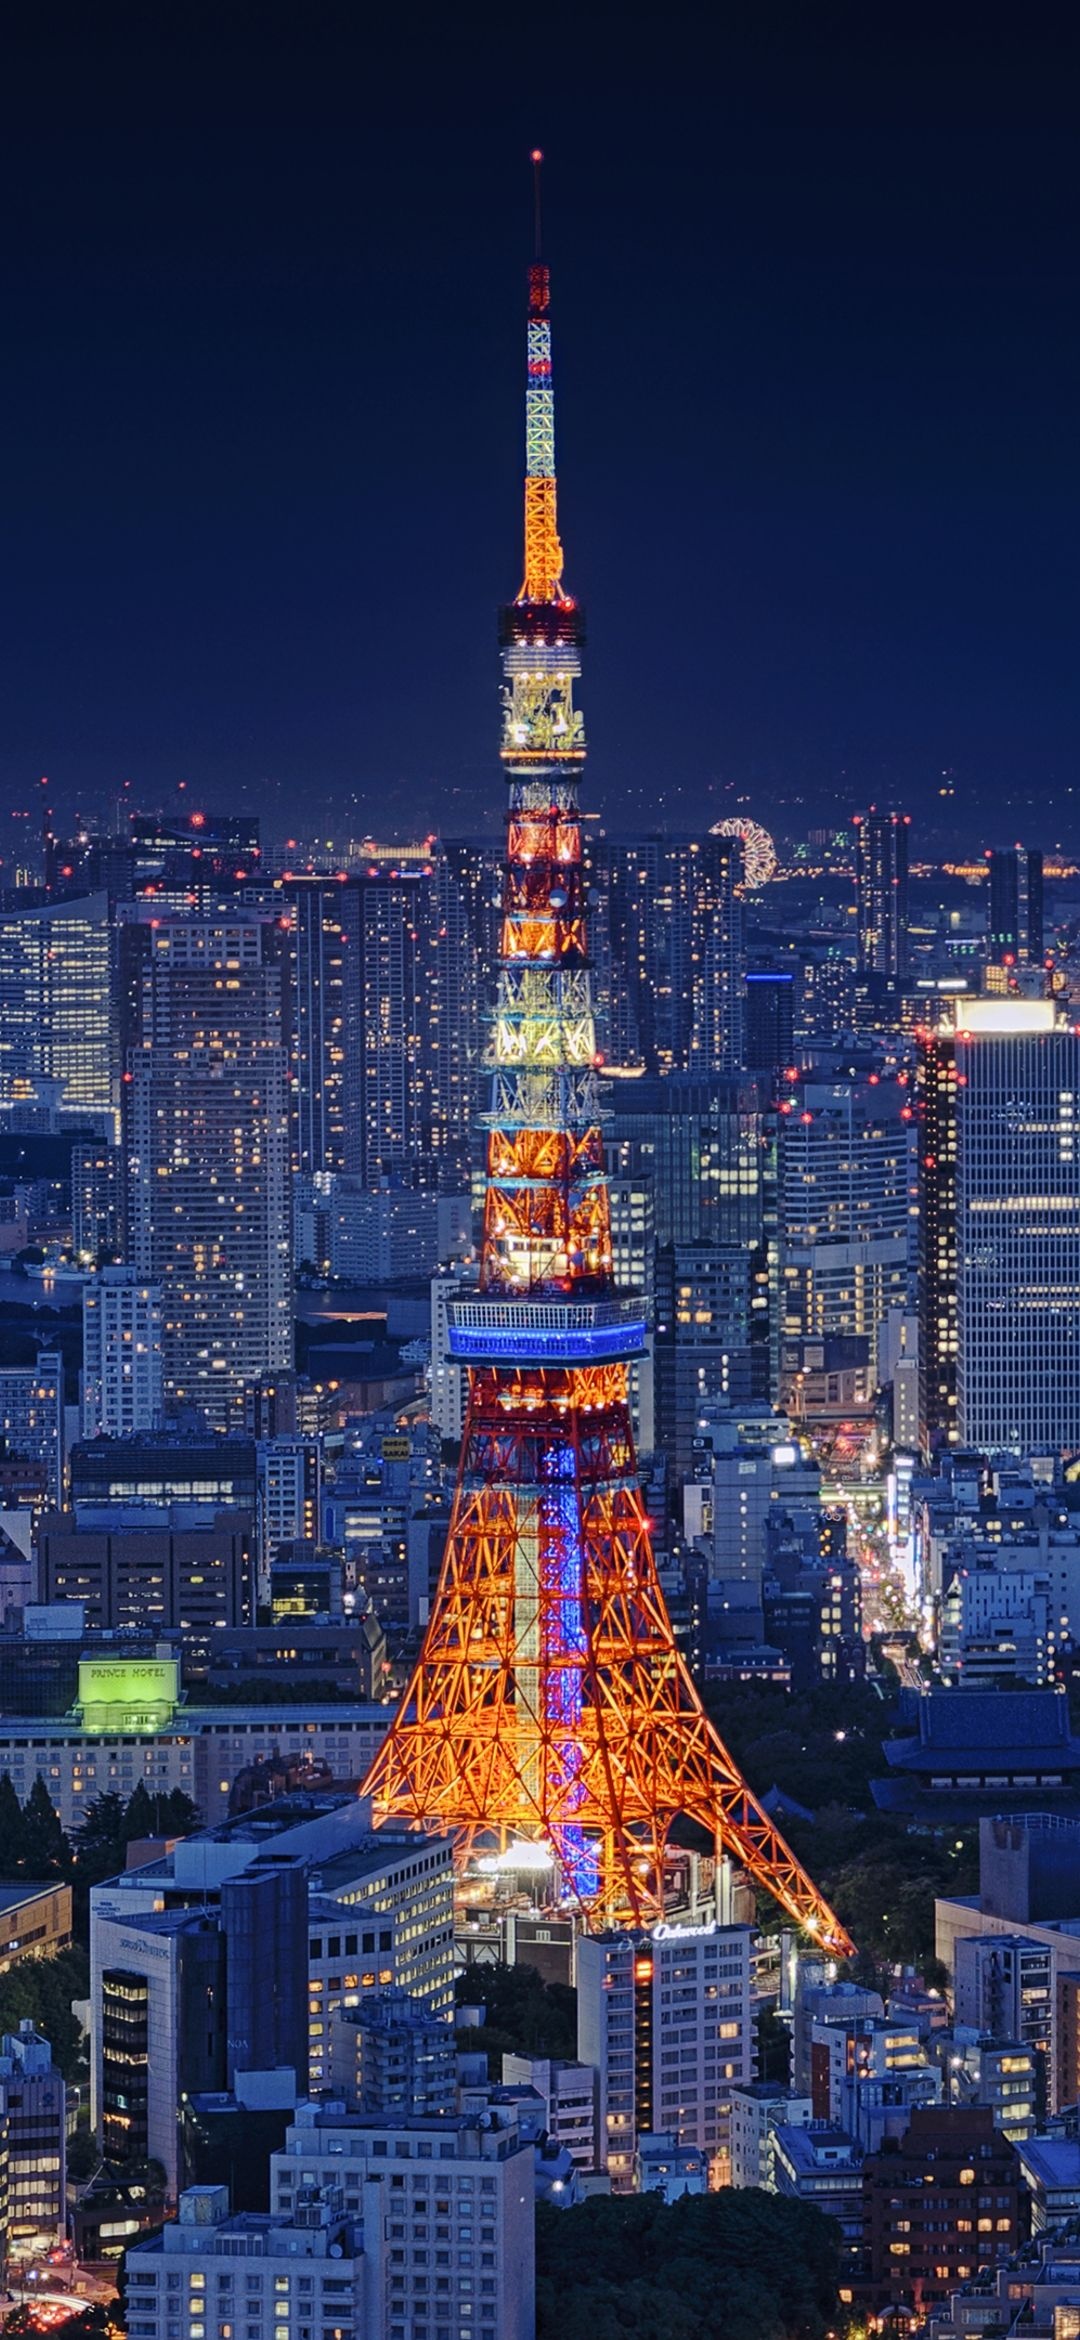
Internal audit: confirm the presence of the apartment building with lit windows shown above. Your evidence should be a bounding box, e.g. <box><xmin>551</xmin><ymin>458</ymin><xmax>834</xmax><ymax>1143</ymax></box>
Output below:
<box><xmin>576</xmin><ymin>1918</ymin><xmax>754</xmax><ymax>2190</ymax></box>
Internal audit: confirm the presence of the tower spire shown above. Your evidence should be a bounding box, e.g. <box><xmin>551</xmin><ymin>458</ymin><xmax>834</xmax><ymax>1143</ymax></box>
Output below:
<box><xmin>363</xmin><ymin>165</ymin><xmax>852</xmax><ymax>1956</ymax></box>
<box><xmin>516</xmin><ymin>153</ymin><xmax>566</xmax><ymax>610</ymax></box>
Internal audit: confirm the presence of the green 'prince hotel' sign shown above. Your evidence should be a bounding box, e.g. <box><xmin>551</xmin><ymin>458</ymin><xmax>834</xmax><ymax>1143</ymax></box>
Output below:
<box><xmin>77</xmin><ymin>1656</ymin><xmax>180</xmax><ymax>1733</ymax></box>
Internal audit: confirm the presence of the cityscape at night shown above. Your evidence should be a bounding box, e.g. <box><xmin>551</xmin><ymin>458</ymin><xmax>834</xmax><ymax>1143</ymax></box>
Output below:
<box><xmin>0</xmin><ymin>8</ymin><xmax>1079</xmax><ymax>2338</ymax></box>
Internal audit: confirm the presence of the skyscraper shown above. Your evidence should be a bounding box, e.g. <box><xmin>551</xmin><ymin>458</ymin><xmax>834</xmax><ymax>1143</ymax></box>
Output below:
<box><xmin>854</xmin><ymin>809</ymin><xmax>910</xmax><ymax>980</ymax></box>
<box><xmin>779</xmin><ymin>1069</ymin><xmax>914</xmax><ymax>1374</ymax></box>
<box><xmin>429</xmin><ymin>837</ymin><xmax>502</xmax><ymax>1181</ymax></box>
<box><xmin>987</xmin><ymin>845</ymin><xmax>1044</xmax><ymax>967</ymax></box>
<box><xmin>596</xmin><ymin>833</ymin><xmax>744</xmax><ymax>1073</ymax></box>
<box><xmin>281</xmin><ymin>876</ymin><xmax>351</xmax><ymax>1176</ymax></box>
<box><xmin>0</xmin><ymin>891</ymin><xmax>114</xmax><ymax>1122</ymax></box>
<box><xmin>918</xmin><ymin>997</ymin><xmax>1080</xmax><ymax>1455</ymax></box>
<box><xmin>349</xmin><ymin>865</ymin><xmax>435</xmax><ymax>1189</ymax></box>
<box><xmin>606</xmin><ymin>1074</ymin><xmax>768</xmax><ymax>1249</ymax></box>
<box><xmin>124</xmin><ymin>913</ymin><xmax>291</xmax><ymax>1429</ymax></box>
<box><xmin>743</xmin><ymin>967</ymin><xmax>796</xmax><ymax>1089</ymax></box>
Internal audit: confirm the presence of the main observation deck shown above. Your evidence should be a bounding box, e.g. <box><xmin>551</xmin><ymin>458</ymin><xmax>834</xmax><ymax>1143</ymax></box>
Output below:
<box><xmin>447</xmin><ymin>1293</ymin><xmax>647</xmax><ymax>1367</ymax></box>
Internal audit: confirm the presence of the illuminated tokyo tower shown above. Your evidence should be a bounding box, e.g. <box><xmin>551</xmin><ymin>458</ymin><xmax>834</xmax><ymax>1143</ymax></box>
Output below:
<box><xmin>364</xmin><ymin>159</ymin><xmax>852</xmax><ymax>1954</ymax></box>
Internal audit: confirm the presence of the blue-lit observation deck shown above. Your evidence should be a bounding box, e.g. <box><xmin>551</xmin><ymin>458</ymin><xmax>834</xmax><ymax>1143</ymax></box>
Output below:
<box><xmin>447</xmin><ymin>1293</ymin><xmax>647</xmax><ymax>1368</ymax></box>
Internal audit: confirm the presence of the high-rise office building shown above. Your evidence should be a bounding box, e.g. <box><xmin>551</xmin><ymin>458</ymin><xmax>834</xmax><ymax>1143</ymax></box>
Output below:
<box><xmin>918</xmin><ymin>997</ymin><xmax>1080</xmax><ymax>1455</ymax></box>
<box><xmin>854</xmin><ymin>809</ymin><xmax>910</xmax><ymax>980</ymax></box>
<box><xmin>987</xmin><ymin>846</ymin><xmax>1044</xmax><ymax>967</ymax></box>
<box><xmin>93</xmin><ymin>1859</ymin><xmax>308</xmax><ymax>2196</ymax></box>
<box><xmin>743</xmin><ymin>968</ymin><xmax>796</xmax><ymax>1089</ymax></box>
<box><xmin>654</xmin><ymin>1243</ymin><xmax>772</xmax><ymax>1480</ymax></box>
<box><xmin>37</xmin><ymin>1506</ymin><xmax>255</xmax><ymax>1638</ymax></box>
<box><xmin>282</xmin><ymin>846</ymin><xmax>500</xmax><ymax>1191</ymax></box>
<box><xmin>256</xmin><ymin>1436</ymin><xmax>321</xmax><ymax>1586</ymax></box>
<box><xmin>779</xmin><ymin>1070</ymin><xmax>914</xmax><ymax>1379</ymax></box>
<box><xmin>81</xmin><ymin>1269</ymin><xmax>164</xmax><ymax>1440</ymax></box>
<box><xmin>606</xmin><ymin>1074</ymin><xmax>768</xmax><ymax>1250</ymax></box>
<box><xmin>596</xmin><ymin>834</ymin><xmax>745</xmax><ymax>1074</ymax></box>
<box><xmin>328</xmin><ymin>1989</ymin><xmax>456</xmax><ymax>2118</ymax></box>
<box><xmin>0</xmin><ymin>891</ymin><xmax>114</xmax><ymax>1122</ymax></box>
<box><xmin>124</xmin><ymin>915</ymin><xmax>291</xmax><ymax>1428</ymax></box>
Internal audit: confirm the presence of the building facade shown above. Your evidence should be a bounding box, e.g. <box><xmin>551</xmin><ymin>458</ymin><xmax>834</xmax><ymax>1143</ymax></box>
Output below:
<box><xmin>918</xmin><ymin>1000</ymin><xmax>1080</xmax><ymax>1455</ymax></box>
<box><xmin>81</xmin><ymin>1269</ymin><xmax>164</xmax><ymax>1440</ymax></box>
<box><xmin>854</xmin><ymin>809</ymin><xmax>910</xmax><ymax>981</ymax></box>
<box><xmin>576</xmin><ymin>1919</ymin><xmax>754</xmax><ymax>2190</ymax></box>
<box><xmin>124</xmin><ymin>914</ymin><xmax>291</xmax><ymax>1428</ymax></box>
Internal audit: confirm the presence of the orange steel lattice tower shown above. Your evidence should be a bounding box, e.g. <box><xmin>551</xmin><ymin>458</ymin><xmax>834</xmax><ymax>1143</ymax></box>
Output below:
<box><xmin>363</xmin><ymin>161</ymin><xmax>853</xmax><ymax>1955</ymax></box>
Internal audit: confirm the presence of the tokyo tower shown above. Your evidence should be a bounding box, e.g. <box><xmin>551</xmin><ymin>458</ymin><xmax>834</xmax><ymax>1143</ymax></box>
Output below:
<box><xmin>364</xmin><ymin>160</ymin><xmax>852</xmax><ymax>1955</ymax></box>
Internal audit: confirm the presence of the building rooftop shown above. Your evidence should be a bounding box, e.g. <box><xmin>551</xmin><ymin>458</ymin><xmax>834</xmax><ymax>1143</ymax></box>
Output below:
<box><xmin>1019</xmin><ymin>2137</ymin><xmax>1080</xmax><ymax>2190</ymax></box>
<box><xmin>876</xmin><ymin>1692</ymin><xmax>1080</xmax><ymax>1808</ymax></box>
<box><xmin>0</xmin><ymin>1702</ymin><xmax>390</xmax><ymax>1741</ymax></box>
<box><xmin>308</xmin><ymin>1832</ymin><xmax>453</xmax><ymax>1893</ymax></box>
<box><xmin>0</xmin><ymin>1880</ymin><xmax>67</xmax><ymax>1913</ymax></box>
<box><xmin>772</xmin><ymin>2123</ymin><xmax>861</xmax><ymax>2174</ymax></box>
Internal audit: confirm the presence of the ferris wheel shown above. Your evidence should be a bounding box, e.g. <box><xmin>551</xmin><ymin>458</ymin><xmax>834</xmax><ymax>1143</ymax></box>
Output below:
<box><xmin>709</xmin><ymin>816</ymin><xmax>778</xmax><ymax>890</ymax></box>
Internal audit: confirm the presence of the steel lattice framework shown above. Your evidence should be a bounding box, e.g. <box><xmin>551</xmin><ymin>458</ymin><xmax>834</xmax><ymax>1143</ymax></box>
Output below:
<box><xmin>363</xmin><ymin>163</ymin><xmax>853</xmax><ymax>1956</ymax></box>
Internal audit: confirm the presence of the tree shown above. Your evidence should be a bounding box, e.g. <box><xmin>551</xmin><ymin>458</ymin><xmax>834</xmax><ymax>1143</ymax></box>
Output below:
<box><xmin>0</xmin><ymin>1773</ymin><xmax>27</xmax><ymax>1875</ymax></box>
<box><xmin>159</xmin><ymin>1788</ymin><xmax>200</xmax><ymax>1836</ymax></box>
<box><xmin>535</xmin><ymin>2188</ymin><xmax>842</xmax><ymax>2340</ymax></box>
<box><xmin>120</xmin><ymin>1782</ymin><xmax>158</xmax><ymax>1843</ymax></box>
<box><xmin>67</xmin><ymin>2124</ymin><xmax>101</xmax><ymax>2180</ymax></box>
<box><xmin>0</xmin><ymin>1944</ymin><xmax>89</xmax><ymax>2080</ymax></box>
<box><xmin>455</xmin><ymin>1961</ymin><xmax>576</xmax><ymax>2075</ymax></box>
<box><xmin>50</xmin><ymin>2308</ymin><xmax>112</xmax><ymax>2340</ymax></box>
<box><xmin>121</xmin><ymin>1783</ymin><xmax>200</xmax><ymax>1844</ymax></box>
<box><xmin>20</xmin><ymin>1774</ymin><xmax>69</xmax><ymax>1877</ymax></box>
<box><xmin>71</xmin><ymin>1792</ymin><xmax>128</xmax><ymax>1885</ymax></box>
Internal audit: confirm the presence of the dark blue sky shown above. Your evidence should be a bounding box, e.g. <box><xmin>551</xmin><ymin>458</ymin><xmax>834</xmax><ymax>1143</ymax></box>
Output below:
<box><xmin>2</xmin><ymin>4</ymin><xmax>1078</xmax><ymax>848</ymax></box>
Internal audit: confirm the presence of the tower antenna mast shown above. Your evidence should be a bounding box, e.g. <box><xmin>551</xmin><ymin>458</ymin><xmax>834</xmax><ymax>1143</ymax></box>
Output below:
<box><xmin>531</xmin><ymin>146</ymin><xmax>543</xmax><ymax>258</ymax></box>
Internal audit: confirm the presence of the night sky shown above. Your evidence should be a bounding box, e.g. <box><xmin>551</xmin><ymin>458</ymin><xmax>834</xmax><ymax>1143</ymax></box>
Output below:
<box><xmin>2</xmin><ymin>5</ymin><xmax>1078</xmax><ymax>848</ymax></box>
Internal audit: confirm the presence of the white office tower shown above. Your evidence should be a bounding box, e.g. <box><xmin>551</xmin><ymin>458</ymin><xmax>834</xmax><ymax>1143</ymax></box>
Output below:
<box><xmin>271</xmin><ymin>2107</ymin><xmax>535</xmax><ymax>2340</ymax></box>
<box><xmin>82</xmin><ymin>1270</ymin><xmax>163</xmax><ymax>1439</ymax></box>
<box><xmin>920</xmin><ymin>999</ymin><xmax>1080</xmax><ymax>1455</ymax></box>
<box><xmin>125</xmin><ymin>917</ymin><xmax>291</xmax><ymax>1430</ymax></box>
<box><xmin>577</xmin><ymin>1919</ymin><xmax>754</xmax><ymax>2191</ymax></box>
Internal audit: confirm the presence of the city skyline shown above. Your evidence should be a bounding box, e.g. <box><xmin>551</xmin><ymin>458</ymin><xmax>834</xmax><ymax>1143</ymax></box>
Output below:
<box><xmin>5</xmin><ymin>20</ymin><xmax>1080</xmax><ymax>2293</ymax></box>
